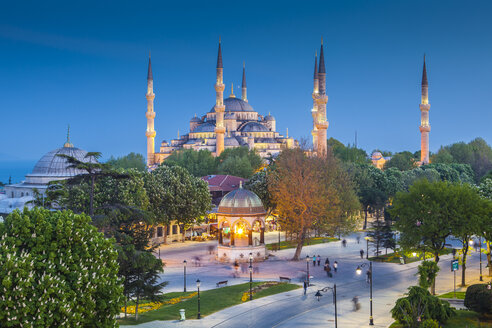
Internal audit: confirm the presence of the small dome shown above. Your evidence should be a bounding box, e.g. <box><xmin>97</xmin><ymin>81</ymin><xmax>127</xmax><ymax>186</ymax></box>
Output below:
<box><xmin>210</xmin><ymin>97</ymin><xmax>254</xmax><ymax>113</ymax></box>
<box><xmin>224</xmin><ymin>137</ymin><xmax>240</xmax><ymax>146</ymax></box>
<box><xmin>371</xmin><ymin>151</ymin><xmax>383</xmax><ymax>160</ymax></box>
<box><xmin>218</xmin><ymin>186</ymin><xmax>266</xmax><ymax>215</ymax></box>
<box><xmin>240</xmin><ymin>122</ymin><xmax>269</xmax><ymax>132</ymax></box>
<box><xmin>29</xmin><ymin>146</ymin><xmax>97</xmax><ymax>178</ymax></box>
<box><xmin>190</xmin><ymin>116</ymin><xmax>201</xmax><ymax>122</ymax></box>
<box><xmin>193</xmin><ymin>122</ymin><xmax>216</xmax><ymax>133</ymax></box>
<box><xmin>264</xmin><ymin>114</ymin><xmax>275</xmax><ymax>121</ymax></box>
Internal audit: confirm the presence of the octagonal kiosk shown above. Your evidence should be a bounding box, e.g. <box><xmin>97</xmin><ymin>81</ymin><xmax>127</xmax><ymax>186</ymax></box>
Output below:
<box><xmin>216</xmin><ymin>182</ymin><xmax>266</xmax><ymax>263</ymax></box>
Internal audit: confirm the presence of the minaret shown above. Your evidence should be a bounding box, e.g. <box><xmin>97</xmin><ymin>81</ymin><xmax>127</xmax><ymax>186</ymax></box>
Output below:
<box><xmin>419</xmin><ymin>55</ymin><xmax>431</xmax><ymax>164</ymax></box>
<box><xmin>311</xmin><ymin>51</ymin><xmax>319</xmax><ymax>150</ymax></box>
<box><xmin>214</xmin><ymin>39</ymin><xmax>226</xmax><ymax>156</ymax></box>
<box><xmin>242</xmin><ymin>62</ymin><xmax>247</xmax><ymax>102</ymax></box>
<box><xmin>145</xmin><ymin>54</ymin><xmax>156</xmax><ymax>166</ymax></box>
<box><xmin>315</xmin><ymin>39</ymin><xmax>329</xmax><ymax>156</ymax></box>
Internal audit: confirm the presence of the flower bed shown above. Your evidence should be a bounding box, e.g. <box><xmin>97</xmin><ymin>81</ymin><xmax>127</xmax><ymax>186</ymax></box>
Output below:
<box><xmin>122</xmin><ymin>292</ymin><xmax>198</xmax><ymax>314</ymax></box>
<box><xmin>241</xmin><ymin>281</ymin><xmax>280</xmax><ymax>302</ymax></box>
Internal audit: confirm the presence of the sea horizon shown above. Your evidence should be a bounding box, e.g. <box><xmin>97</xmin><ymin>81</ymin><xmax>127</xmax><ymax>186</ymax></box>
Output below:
<box><xmin>0</xmin><ymin>160</ymin><xmax>37</xmax><ymax>185</ymax></box>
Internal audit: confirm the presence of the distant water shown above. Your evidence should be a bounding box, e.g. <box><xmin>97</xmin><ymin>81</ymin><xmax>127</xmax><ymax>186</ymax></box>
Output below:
<box><xmin>0</xmin><ymin>161</ymin><xmax>36</xmax><ymax>184</ymax></box>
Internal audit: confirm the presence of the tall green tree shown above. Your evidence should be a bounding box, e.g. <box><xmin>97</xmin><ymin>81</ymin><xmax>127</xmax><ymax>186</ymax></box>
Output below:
<box><xmin>216</xmin><ymin>147</ymin><xmax>264</xmax><ymax>178</ymax></box>
<box><xmin>145</xmin><ymin>165</ymin><xmax>211</xmax><ymax>240</ymax></box>
<box><xmin>107</xmin><ymin>152</ymin><xmax>147</xmax><ymax>172</ymax></box>
<box><xmin>391</xmin><ymin>180</ymin><xmax>457</xmax><ymax>294</ymax></box>
<box><xmin>384</xmin><ymin>151</ymin><xmax>416</xmax><ymax>171</ymax></box>
<box><xmin>477</xmin><ymin>178</ymin><xmax>492</xmax><ymax>276</ymax></box>
<box><xmin>0</xmin><ymin>208</ymin><xmax>123</xmax><ymax>327</ymax></box>
<box><xmin>164</xmin><ymin>149</ymin><xmax>217</xmax><ymax>177</ymax></box>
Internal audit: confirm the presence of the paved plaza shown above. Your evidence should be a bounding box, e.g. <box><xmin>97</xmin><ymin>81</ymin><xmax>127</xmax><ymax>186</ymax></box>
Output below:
<box><xmin>122</xmin><ymin>232</ymin><xmax>489</xmax><ymax>328</ymax></box>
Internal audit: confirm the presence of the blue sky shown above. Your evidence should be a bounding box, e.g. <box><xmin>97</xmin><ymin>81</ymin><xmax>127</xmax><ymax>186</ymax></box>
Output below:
<box><xmin>0</xmin><ymin>0</ymin><xmax>491</xmax><ymax>167</ymax></box>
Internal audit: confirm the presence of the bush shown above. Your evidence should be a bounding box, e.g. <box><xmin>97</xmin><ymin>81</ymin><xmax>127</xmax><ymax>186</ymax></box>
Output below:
<box><xmin>464</xmin><ymin>284</ymin><xmax>492</xmax><ymax>315</ymax></box>
<box><xmin>417</xmin><ymin>261</ymin><xmax>440</xmax><ymax>290</ymax></box>
<box><xmin>391</xmin><ymin>286</ymin><xmax>455</xmax><ymax>327</ymax></box>
<box><xmin>421</xmin><ymin>319</ymin><xmax>439</xmax><ymax>328</ymax></box>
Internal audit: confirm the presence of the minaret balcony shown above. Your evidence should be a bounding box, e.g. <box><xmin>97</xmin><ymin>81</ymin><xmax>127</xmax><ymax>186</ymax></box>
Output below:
<box><xmin>419</xmin><ymin>125</ymin><xmax>431</xmax><ymax>133</ymax></box>
<box><xmin>215</xmin><ymin>126</ymin><xmax>226</xmax><ymax>134</ymax></box>
<box><xmin>146</xmin><ymin>112</ymin><xmax>155</xmax><ymax>119</ymax></box>
<box><xmin>316</xmin><ymin>121</ymin><xmax>329</xmax><ymax>130</ymax></box>
<box><xmin>419</xmin><ymin>104</ymin><xmax>430</xmax><ymax>111</ymax></box>
<box><xmin>146</xmin><ymin>131</ymin><xmax>156</xmax><ymax>138</ymax></box>
<box><xmin>215</xmin><ymin>84</ymin><xmax>225</xmax><ymax>92</ymax></box>
<box><xmin>146</xmin><ymin>94</ymin><xmax>155</xmax><ymax>100</ymax></box>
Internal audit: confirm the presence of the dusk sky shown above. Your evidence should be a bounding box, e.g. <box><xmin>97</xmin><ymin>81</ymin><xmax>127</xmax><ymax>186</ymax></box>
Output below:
<box><xmin>1</xmin><ymin>0</ymin><xmax>491</xmax><ymax>176</ymax></box>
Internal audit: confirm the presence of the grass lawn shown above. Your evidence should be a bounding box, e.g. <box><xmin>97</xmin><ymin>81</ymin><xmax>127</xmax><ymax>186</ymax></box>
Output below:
<box><xmin>118</xmin><ymin>282</ymin><xmax>300</xmax><ymax>325</ymax></box>
<box><xmin>438</xmin><ymin>291</ymin><xmax>466</xmax><ymax>300</ymax></box>
<box><xmin>266</xmin><ymin>237</ymin><xmax>339</xmax><ymax>250</ymax></box>
<box><xmin>369</xmin><ymin>248</ymin><xmax>453</xmax><ymax>264</ymax></box>
<box><xmin>389</xmin><ymin>310</ymin><xmax>492</xmax><ymax>327</ymax></box>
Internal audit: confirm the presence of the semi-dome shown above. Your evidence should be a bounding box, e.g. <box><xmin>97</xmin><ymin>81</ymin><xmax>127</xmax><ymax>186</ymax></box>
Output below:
<box><xmin>218</xmin><ymin>184</ymin><xmax>266</xmax><ymax>215</ymax></box>
<box><xmin>193</xmin><ymin>122</ymin><xmax>216</xmax><ymax>133</ymax></box>
<box><xmin>264</xmin><ymin>114</ymin><xmax>275</xmax><ymax>121</ymax></box>
<box><xmin>240</xmin><ymin>122</ymin><xmax>269</xmax><ymax>132</ymax></box>
<box><xmin>190</xmin><ymin>116</ymin><xmax>201</xmax><ymax>122</ymax></box>
<box><xmin>210</xmin><ymin>97</ymin><xmax>254</xmax><ymax>113</ymax></box>
<box><xmin>224</xmin><ymin>137</ymin><xmax>240</xmax><ymax>146</ymax></box>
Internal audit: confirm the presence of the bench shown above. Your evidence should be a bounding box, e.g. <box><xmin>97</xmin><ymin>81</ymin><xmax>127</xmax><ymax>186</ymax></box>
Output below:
<box><xmin>279</xmin><ymin>276</ymin><xmax>291</xmax><ymax>283</ymax></box>
<box><xmin>216</xmin><ymin>280</ymin><xmax>228</xmax><ymax>288</ymax></box>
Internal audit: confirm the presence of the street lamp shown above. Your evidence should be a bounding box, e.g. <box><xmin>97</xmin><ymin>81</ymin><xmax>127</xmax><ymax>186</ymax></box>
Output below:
<box><xmin>412</xmin><ymin>252</ymin><xmax>417</xmax><ymax>257</ymax></box>
<box><xmin>356</xmin><ymin>262</ymin><xmax>374</xmax><ymax>326</ymax></box>
<box><xmin>479</xmin><ymin>237</ymin><xmax>483</xmax><ymax>281</ymax></box>
<box><xmin>183</xmin><ymin>260</ymin><xmax>187</xmax><ymax>292</ymax></box>
<box><xmin>196</xmin><ymin>279</ymin><xmax>201</xmax><ymax>319</ymax></box>
<box><xmin>249</xmin><ymin>252</ymin><xmax>253</xmax><ymax>300</ymax></box>
<box><xmin>306</xmin><ymin>255</ymin><xmax>310</xmax><ymax>286</ymax></box>
<box><xmin>314</xmin><ymin>285</ymin><xmax>337</xmax><ymax>328</ymax></box>
<box><xmin>365</xmin><ymin>237</ymin><xmax>370</xmax><ymax>259</ymax></box>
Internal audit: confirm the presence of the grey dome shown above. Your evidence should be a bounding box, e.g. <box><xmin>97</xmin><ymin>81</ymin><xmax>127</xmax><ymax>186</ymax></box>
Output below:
<box><xmin>210</xmin><ymin>97</ymin><xmax>254</xmax><ymax>113</ymax></box>
<box><xmin>29</xmin><ymin>146</ymin><xmax>97</xmax><ymax>178</ymax></box>
<box><xmin>240</xmin><ymin>122</ymin><xmax>269</xmax><ymax>132</ymax></box>
<box><xmin>224</xmin><ymin>137</ymin><xmax>240</xmax><ymax>146</ymax></box>
<box><xmin>193</xmin><ymin>122</ymin><xmax>216</xmax><ymax>133</ymax></box>
<box><xmin>264</xmin><ymin>114</ymin><xmax>275</xmax><ymax>121</ymax></box>
<box><xmin>190</xmin><ymin>116</ymin><xmax>201</xmax><ymax>122</ymax></box>
<box><xmin>218</xmin><ymin>186</ymin><xmax>266</xmax><ymax>215</ymax></box>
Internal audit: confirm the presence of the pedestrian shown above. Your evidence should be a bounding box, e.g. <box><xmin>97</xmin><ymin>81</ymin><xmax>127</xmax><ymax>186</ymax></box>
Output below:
<box><xmin>317</xmin><ymin>255</ymin><xmax>321</xmax><ymax>266</ymax></box>
<box><xmin>325</xmin><ymin>258</ymin><xmax>330</xmax><ymax>266</ymax></box>
<box><xmin>360</xmin><ymin>249</ymin><xmax>364</xmax><ymax>259</ymax></box>
<box><xmin>303</xmin><ymin>280</ymin><xmax>308</xmax><ymax>295</ymax></box>
<box><xmin>333</xmin><ymin>261</ymin><xmax>338</xmax><ymax>273</ymax></box>
<box><xmin>366</xmin><ymin>269</ymin><xmax>372</xmax><ymax>284</ymax></box>
<box><xmin>352</xmin><ymin>296</ymin><xmax>360</xmax><ymax>311</ymax></box>
<box><xmin>356</xmin><ymin>236</ymin><xmax>361</xmax><ymax>244</ymax></box>
<box><xmin>327</xmin><ymin>265</ymin><xmax>332</xmax><ymax>278</ymax></box>
<box><xmin>312</xmin><ymin>255</ymin><xmax>316</xmax><ymax>267</ymax></box>
<box><xmin>342</xmin><ymin>239</ymin><xmax>347</xmax><ymax>247</ymax></box>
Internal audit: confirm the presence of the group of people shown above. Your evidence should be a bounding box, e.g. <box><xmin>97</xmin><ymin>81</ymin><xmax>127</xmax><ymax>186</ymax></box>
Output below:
<box><xmin>309</xmin><ymin>255</ymin><xmax>339</xmax><ymax>278</ymax></box>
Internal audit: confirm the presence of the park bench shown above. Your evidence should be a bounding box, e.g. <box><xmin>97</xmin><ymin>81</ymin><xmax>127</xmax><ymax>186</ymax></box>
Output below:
<box><xmin>279</xmin><ymin>276</ymin><xmax>291</xmax><ymax>283</ymax></box>
<box><xmin>216</xmin><ymin>280</ymin><xmax>228</xmax><ymax>288</ymax></box>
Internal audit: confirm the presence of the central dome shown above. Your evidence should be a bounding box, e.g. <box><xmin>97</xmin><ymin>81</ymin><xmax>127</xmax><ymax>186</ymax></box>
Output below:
<box><xmin>210</xmin><ymin>97</ymin><xmax>254</xmax><ymax>113</ymax></box>
<box><xmin>218</xmin><ymin>186</ymin><xmax>266</xmax><ymax>215</ymax></box>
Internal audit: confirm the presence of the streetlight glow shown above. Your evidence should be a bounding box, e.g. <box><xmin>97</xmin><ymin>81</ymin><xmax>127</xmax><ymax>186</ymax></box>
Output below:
<box><xmin>356</xmin><ymin>266</ymin><xmax>362</xmax><ymax>275</ymax></box>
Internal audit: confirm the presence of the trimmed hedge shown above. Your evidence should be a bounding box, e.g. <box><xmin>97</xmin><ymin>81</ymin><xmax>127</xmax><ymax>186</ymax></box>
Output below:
<box><xmin>464</xmin><ymin>284</ymin><xmax>492</xmax><ymax>315</ymax></box>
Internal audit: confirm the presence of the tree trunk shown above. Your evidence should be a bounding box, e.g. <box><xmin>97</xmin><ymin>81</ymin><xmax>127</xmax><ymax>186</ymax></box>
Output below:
<box><xmin>135</xmin><ymin>294</ymin><xmax>140</xmax><ymax>321</ymax></box>
<box><xmin>90</xmin><ymin>174</ymin><xmax>95</xmax><ymax>217</ymax></box>
<box><xmin>363</xmin><ymin>208</ymin><xmax>368</xmax><ymax>230</ymax></box>
<box><xmin>461</xmin><ymin>243</ymin><xmax>469</xmax><ymax>286</ymax></box>
<box><xmin>292</xmin><ymin>229</ymin><xmax>306</xmax><ymax>261</ymax></box>
<box><xmin>487</xmin><ymin>241</ymin><xmax>492</xmax><ymax>277</ymax></box>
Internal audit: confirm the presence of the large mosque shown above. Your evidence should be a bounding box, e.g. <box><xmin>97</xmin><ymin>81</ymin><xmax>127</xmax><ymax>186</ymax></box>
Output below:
<box><xmin>145</xmin><ymin>41</ymin><xmax>309</xmax><ymax>166</ymax></box>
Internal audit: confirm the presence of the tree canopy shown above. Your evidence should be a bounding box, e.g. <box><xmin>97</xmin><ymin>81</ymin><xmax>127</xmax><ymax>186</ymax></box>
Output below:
<box><xmin>107</xmin><ymin>153</ymin><xmax>147</xmax><ymax>172</ymax></box>
<box><xmin>328</xmin><ymin>137</ymin><xmax>369</xmax><ymax>164</ymax></box>
<box><xmin>0</xmin><ymin>208</ymin><xmax>123</xmax><ymax>327</ymax></box>
<box><xmin>384</xmin><ymin>151</ymin><xmax>416</xmax><ymax>171</ymax></box>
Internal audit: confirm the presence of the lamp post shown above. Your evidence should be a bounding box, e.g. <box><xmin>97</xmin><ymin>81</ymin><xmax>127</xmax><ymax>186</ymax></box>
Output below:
<box><xmin>249</xmin><ymin>253</ymin><xmax>253</xmax><ymax>300</ymax></box>
<box><xmin>278</xmin><ymin>223</ymin><xmax>281</xmax><ymax>251</ymax></box>
<box><xmin>365</xmin><ymin>237</ymin><xmax>369</xmax><ymax>259</ymax></box>
<box><xmin>306</xmin><ymin>255</ymin><xmax>310</xmax><ymax>286</ymax></box>
<box><xmin>314</xmin><ymin>285</ymin><xmax>337</xmax><ymax>328</ymax></box>
<box><xmin>356</xmin><ymin>262</ymin><xmax>374</xmax><ymax>326</ymax></box>
<box><xmin>196</xmin><ymin>279</ymin><xmax>201</xmax><ymax>319</ymax></box>
<box><xmin>183</xmin><ymin>260</ymin><xmax>187</xmax><ymax>292</ymax></box>
<box><xmin>479</xmin><ymin>237</ymin><xmax>483</xmax><ymax>281</ymax></box>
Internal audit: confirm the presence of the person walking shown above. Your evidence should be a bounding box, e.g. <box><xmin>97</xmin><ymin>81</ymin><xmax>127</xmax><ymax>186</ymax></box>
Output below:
<box><xmin>342</xmin><ymin>239</ymin><xmax>347</xmax><ymax>247</ymax></box>
<box><xmin>360</xmin><ymin>249</ymin><xmax>364</xmax><ymax>259</ymax></box>
<box><xmin>352</xmin><ymin>296</ymin><xmax>360</xmax><ymax>311</ymax></box>
<box><xmin>317</xmin><ymin>255</ymin><xmax>321</xmax><ymax>267</ymax></box>
<box><xmin>357</xmin><ymin>236</ymin><xmax>361</xmax><ymax>244</ymax></box>
<box><xmin>366</xmin><ymin>269</ymin><xmax>372</xmax><ymax>284</ymax></box>
<box><xmin>333</xmin><ymin>261</ymin><xmax>338</xmax><ymax>273</ymax></box>
<box><xmin>303</xmin><ymin>280</ymin><xmax>308</xmax><ymax>295</ymax></box>
<box><xmin>312</xmin><ymin>255</ymin><xmax>316</xmax><ymax>267</ymax></box>
<box><xmin>325</xmin><ymin>258</ymin><xmax>330</xmax><ymax>266</ymax></box>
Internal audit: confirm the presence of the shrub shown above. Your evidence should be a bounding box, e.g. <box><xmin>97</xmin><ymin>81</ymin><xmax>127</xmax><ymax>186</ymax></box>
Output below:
<box><xmin>417</xmin><ymin>261</ymin><xmax>440</xmax><ymax>290</ymax></box>
<box><xmin>391</xmin><ymin>286</ymin><xmax>455</xmax><ymax>327</ymax></box>
<box><xmin>464</xmin><ymin>284</ymin><xmax>492</xmax><ymax>315</ymax></box>
<box><xmin>421</xmin><ymin>319</ymin><xmax>439</xmax><ymax>328</ymax></box>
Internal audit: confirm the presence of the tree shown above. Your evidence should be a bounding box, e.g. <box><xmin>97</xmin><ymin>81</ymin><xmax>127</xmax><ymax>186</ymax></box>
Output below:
<box><xmin>417</xmin><ymin>261</ymin><xmax>440</xmax><ymax>290</ymax></box>
<box><xmin>477</xmin><ymin>178</ymin><xmax>492</xmax><ymax>276</ymax></box>
<box><xmin>107</xmin><ymin>152</ymin><xmax>147</xmax><ymax>172</ymax></box>
<box><xmin>391</xmin><ymin>180</ymin><xmax>457</xmax><ymax>294</ymax></box>
<box><xmin>217</xmin><ymin>147</ymin><xmax>264</xmax><ymax>178</ymax></box>
<box><xmin>464</xmin><ymin>284</ymin><xmax>492</xmax><ymax>316</ymax></box>
<box><xmin>366</xmin><ymin>218</ymin><xmax>390</xmax><ymax>257</ymax></box>
<box><xmin>328</xmin><ymin>138</ymin><xmax>369</xmax><ymax>164</ymax></box>
<box><xmin>391</xmin><ymin>286</ymin><xmax>454</xmax><ymax>328</ymax></box>
<box><xmin>164</xmin><ymin>149</ymin><xmax>217</xmax><ymax>177</ymax></box>
<box><xmin>0</xmin><ymin>208</ymin><xmax>123</xmax><ymax>327</ymax></box>
<box><xmin>245</xmin><ymin>170</ymin><xmax>275</xmax><ymax>218</ymax></box>
<box><xmin>269</xmin><ymin>148</ymin><xmax>359</xmax><ymax>260</ymax></box>
<box><xmin>384</xmin><ymin>151</ymin><xmax>416</xmax><ymax>171</ymax></box>
<box><xmin>145</xmin><ymin>165</ymin><xmax>211</xmax><ymax>240</ymax></box>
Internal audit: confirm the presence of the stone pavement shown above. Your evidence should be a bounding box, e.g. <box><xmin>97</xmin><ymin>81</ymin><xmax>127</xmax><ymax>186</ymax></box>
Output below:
<box><xmin>122</xmin><ymin>233</ymin><xmax>490</xmax><ymax>328</ymax></box>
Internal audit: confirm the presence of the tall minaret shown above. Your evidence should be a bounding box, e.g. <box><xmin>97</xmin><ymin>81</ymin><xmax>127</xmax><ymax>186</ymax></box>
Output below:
<box><xmin>419</xmin><ymin>55</ymin><xmax>431</xmax><ymax>164</ymax></box>
<box><xmin>315</xmin><ymin>39</ymin><xmax>329</xmax><ymax>156</ymax></box>
<box><xmin>311</xmin><ymin>51</ymin><xmax>319</xmax><ymax>150</ymax></box>
<box><xmin>242</xmin><ymin>62</ymin><xmax>247</xmax><ymax>102</ymax></box>
<box><xmin>214</xmin><ymin>40</ymin><xmax>226</xmax><ymax>156</ymax></box>
<box><xmin>145</xmin><ymin>54</ymin><xmax>156</xmax><ymax>166</ymax></box>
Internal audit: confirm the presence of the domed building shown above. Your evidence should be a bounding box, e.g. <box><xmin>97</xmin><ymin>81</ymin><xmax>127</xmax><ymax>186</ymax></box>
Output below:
<box><xmin>145</xmin><ymin>42</ymin><xmax>298</xmax><ymax>166</ymax></box>
<box><xmin>0</xmin><ymin>133</ymin><xmax>97</xmax><ymax>214</ymax></box>
<box><xmin>215</xmin><ymin>182</ymin><xmax>267</xmax><ymax>263</ymax></box>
